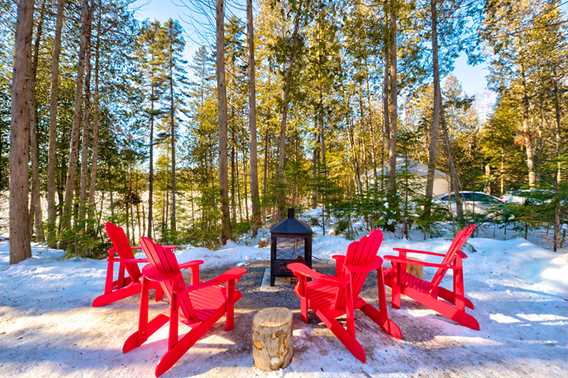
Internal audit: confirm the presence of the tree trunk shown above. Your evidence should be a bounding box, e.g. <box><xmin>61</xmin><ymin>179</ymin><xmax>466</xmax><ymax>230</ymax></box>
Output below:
<box><xmin>500</xmin><ymin>148</ymin><xmax>505</xmax><ymax>195</ymax></box>
<box><xmin>387</xmin><ymin>0</ymin><xmax>398</xmax><ymax>199</ymax></box>
<box><xmin>247</xmin><ymin>0</ymin><xmax>261</xmax><ymax>234</ymax></box>
<box><xmin>60</xmin><ymin>0</ymin><xmax>90</xmax><ymax>243</ymax></box>
<box><xmin>382</xmin><ymin>39</ymin><xmax>389</xmax><ymax>193</ymax></box>
<box><xmin>312</xmin><ymin>128</ymin><xmax>319</xmax><ymax>208</ymax></box>
<box><xmin>242</xmin><ymin>154</ymin><xmax>249</xmax><ymax>221</ymax></box>
<box><xmin>364</xmin><ymin>66</ymin><xmax>378</xmax><ymax>183</ymax></box>
<box><xmin>441</xmin><ymin>110</ymin><xmax>464</xmax><ymax>224</ymax></box>
<box><xmin>319</xmin><ymin>88</ymin><xmax>327</xmax><ymax>235</ymax></box>
<box><xmin>29</xmin><ymin>0</ymin><xmax>47</xmax><ymax>243</ymax></box>
<box><xmin>484</xmin><ymin>164</ymin><xmax>492</xmax><ymax>194</ymax></box>
<box><xmin>231</xmin><ymin>131</ymin><xmax>237</xmax><ymax>224</ymax></box>
<box><xmin>263</xmin><ymin>129</ymin><xmax>270</xmax><ymax>218</ymax></box>
<box><xmin>425</xmin><ymin>0</ymin><xmax>441</xmax><ymax>219</ymax></box>
<box><xmin>236</xmin><ymin>144</ymin><xmax>243</xmax><ymax>223</ymax></box>
<box><xmin>168</xmin><ymin>21</ymin><xmax>177</xmax><ymax>238</ymax></box>
<box><xmin>47</xmin><ymin>0</ymin><xmax>65</xmax><ymax>248</ymax></box>
<box><xmin>520</xmin><ymin>65</ymin><xmax>536</xmax><ymax>188</ymax></box>
<box><xmin>78</xmin><ymin>4</ymin><xmax>93</xmax><ymax>228</ymax></box>
<box><xmin>252</xmin><ymin>307</ymin><xmax>293</xmax><ymax>371</ymax></box>
<box><xmin>9</xmin><ymin>0</ymin><xmax>35</xmax><ymax>264</ymax></box>
<box><xmin>147</xmin><ymin>82</ymin><xmax>155</xmax><ymax>238</ymax></box>
<box><xmin>88</xmin><ymin>0</ymin><xmax>101</xmax><ymax>228</ymax></box>
<box><xmin>553</xmin><ymin>72</ymin><xmax>562</xmax><ymax>252</ymax></box>
<box><xmin>346</xmin><ymin>99</ymin><xmax>362</xmax><ymax>195</ymax></box>
<box><xmin>216</xmin><ymin>0</ymin><xmax>231</xmax><ymax>243</ymax></box>
<box><xmin>275</xmin><ymin>9</ymin><xmax>303</xmax><ymax>217</ymax></box>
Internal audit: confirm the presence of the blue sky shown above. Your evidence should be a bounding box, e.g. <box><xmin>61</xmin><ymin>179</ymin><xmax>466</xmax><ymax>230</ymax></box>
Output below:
<box><xmin>133</xmin><ymin>0</ymin><xmax>496</xmax><ymax>120</ymax></box>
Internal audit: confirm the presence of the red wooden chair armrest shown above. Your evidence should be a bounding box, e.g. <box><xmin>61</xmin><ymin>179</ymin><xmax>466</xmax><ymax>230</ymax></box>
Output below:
<box><xmin>204</xmin><ymin>267</ymin><xmax>247</xmax><ymax>285</ymax></box>
<box><xmin>345</xmin><ymin>256</ymin><xmax>384</xmax><ymax>274</ymax></box>
<box><xmin>312</xmin><ymin>275</ymin><xmax>347</xmax><ymax>288</ymax></box>
<box><xmin>178</xmin><ymin>260</ymin><xmax>204</xmax><ymax>270</ymax></box>
<box><xmin>393</xmin><ymin>248</ymin><xmax>446</xmax><ymax>257</ymax></box>
<box><xmin>384</xmin><ymin>255</ymin><xmax>450</xmax><ymax>269</ymax></box>
<box><xmin>288</xmin><ymin>262</ymin><xmax>324</xmax><ymax>280</ymax></box>
<box><xmin>181</xmin><ymin>267</ymin><xmax>247</xmax><ymax>293</ymax></box>
<box><xmin>331</xmin><ymin>254</ymin><xmax>345</xmax><ymax>262</ymax></box>
<box><xmin>142</xmin><ymin>265</ymin><xmax>178</xmax><ymax>282</ymax></box>
<box><xmin>458</xmin><ymin>250</ymin><xmax>468</xmax><ymax>259</ymax></box>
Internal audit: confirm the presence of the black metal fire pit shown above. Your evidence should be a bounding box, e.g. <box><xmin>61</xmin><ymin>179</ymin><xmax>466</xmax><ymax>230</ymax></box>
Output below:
<box><xmin>269</xmin><ymin>208</ymin><xmax>313</xmax><ymax>286</ymax></box>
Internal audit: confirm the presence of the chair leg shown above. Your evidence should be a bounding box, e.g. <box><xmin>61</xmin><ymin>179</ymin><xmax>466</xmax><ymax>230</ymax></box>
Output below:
<box><xmin>410</xmin><ymin>290</ymin><xmax>480</xmax><ymax>331</ymax></box>
<box><xmin>315</xmin><ymin>308</ymin><xmax>366</xmax><ymax>363</ymax></box>
<box><xmin>391</xmin><ymin>284</ymin><xmax>401</xmax><ymax>309</ymax></box>
<box><xmin>154</xmin><ymin>285</ymin><xmax>164</xmax><ymax>302</ymax></box>
<box><xmin>361</xmin><ymin>303</ymin><xmax>403</xmax><ymax>339</ymax></box>
<box><xmin>225</xmin><ymin>303</ymin><xmax>235</xmax><ymax>331</ymax></box>
<box><xmin>155</xmin><ymin>313</ymin><xmax>222</xmax><ymax>377</ymax></box>
<box><xmin>453</xmin><ymin>311</ymin><xmax>480</xmax><ymax>330</ymax></box>
<box><xmin>300</xmin><ymin>297</ymin><xmax>309</xmax><ymax>323</ymax></box>
<box><xmin>225</xmin><ymin>280</ymin><xmax>235</xmax><ymax>331</ymax></box>
<box><xmin>436</xmin><ymin>286</ymin><xmax>474</xmax><ymax>309</ymax></box>
<box><xmin>123</xmin><ymin>314</ymin><xmax>170</xmax><ymax>353</ymax></box>
<box><xmin>91</xmin><ymin>283</ymin><xmax>140</xmax><ymax>307</ymax></box>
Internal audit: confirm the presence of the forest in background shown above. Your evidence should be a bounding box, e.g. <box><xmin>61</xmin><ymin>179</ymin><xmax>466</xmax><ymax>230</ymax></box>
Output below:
<box><xmin>1</xmin><ymin>0</ymin><xmax>566</xmax><ymax>263</ymax></box>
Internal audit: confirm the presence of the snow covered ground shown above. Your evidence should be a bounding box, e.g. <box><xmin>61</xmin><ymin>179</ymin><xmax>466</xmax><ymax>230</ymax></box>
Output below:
<box><xmin>0</xmin><ymin>233</ymin><xmax>567</xmax><ymax>377</ymax></box>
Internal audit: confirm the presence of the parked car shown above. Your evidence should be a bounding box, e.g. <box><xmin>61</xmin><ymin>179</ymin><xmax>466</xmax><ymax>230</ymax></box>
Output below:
<box><xmin>501</xmin><ymin>189</ymin><xmax>554</xmax><ymax>205</ymax></box>
<box><xmin>434</xmin><ymin>191</ymin><xmax>504</xmax><ymax>216</ymax></box>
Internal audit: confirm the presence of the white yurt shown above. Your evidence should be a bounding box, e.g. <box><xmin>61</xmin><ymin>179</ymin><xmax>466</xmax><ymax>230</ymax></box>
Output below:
<box><xmin>378</xmin><ymin>157</ymin><xmax>450</xmax><ymax>196</ymax></box>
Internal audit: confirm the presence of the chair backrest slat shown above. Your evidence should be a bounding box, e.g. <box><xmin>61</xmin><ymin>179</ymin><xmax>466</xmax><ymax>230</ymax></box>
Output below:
<box><xmin>430</xmin><ymin>224</ymin><xmax>476</xmax><ymax>288</ymax></box>
<box><xmin>105</xmin><ymin>222</ymin><xmax>142</xmax><ymax>282</ymax></box>
<box><xmin>335</xmin><ymin>229</ymin><xmax>384</xmax><ymax>309</ymax></box>
<box><xmin>140</xmin><ymin>237</ymin><xmax>194</xmax><ymax>319</ymax></box>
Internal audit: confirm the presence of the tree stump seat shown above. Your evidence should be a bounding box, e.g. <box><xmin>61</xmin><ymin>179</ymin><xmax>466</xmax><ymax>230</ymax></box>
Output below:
<box><xmin>252</xmin><ymin>307</ymin><xmax>293</xmax><ymax>371</ymax></box>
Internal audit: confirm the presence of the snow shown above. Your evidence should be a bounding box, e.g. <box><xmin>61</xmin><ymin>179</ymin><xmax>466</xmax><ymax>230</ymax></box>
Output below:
<box><xmin>1</xmin><ymin>231</ymin><xmax>567</xmax><ymax>376</ymax></box>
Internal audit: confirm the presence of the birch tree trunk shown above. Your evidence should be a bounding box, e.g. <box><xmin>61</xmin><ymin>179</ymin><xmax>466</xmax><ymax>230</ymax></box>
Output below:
<box><xmin>47</xmin><ymin>0</ymin><xmax>65</xmax><ymax>247</ymax></box>
<box><xmin>216</xmin><ymin>0</ymin><xmax>231</xmax><ymax>243</ymax></box>
<box><xmin>247</xmin><ymin>0</ymin><xmax>261</xmax><ymax>234</ymax></box>
<box><xmin>147</xmin><ymin>82</ymin><xmax>155</xmax><ymax>238</ymax></box>
<box><xmin>168</xmin><ymin>21</ymin><xmax>177</xmax><ymax>238</ymax></box>
<box><xmin>425</xmin><ymin>0</ymin><xmax>441</xmax><ymax>219</ymax></box>
<box><xmin>9</xmin><ymin>0</ymin><xmax>35</xmax><ymax>264</ymax></box>
<box><xmin>60</xmin><ymin>0</ymin><xmax>91</xmax><ymax>242</ymax></box>
<box><xmin>29</xmin><ymin>0</ymin><xmax>47</xmax><ymax>242</ymax></box>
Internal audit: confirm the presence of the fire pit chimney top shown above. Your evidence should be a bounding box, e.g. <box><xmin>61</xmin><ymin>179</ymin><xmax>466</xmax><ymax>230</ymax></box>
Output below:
<box><xmin>270</xmin><ymin>208</ymin><xmax>312</xmax><ymax>235</ymax></box>
<box><xmin>287</xmin><ymin>208</ymin><xmax>295</xmax><ymax>219</ymax></box>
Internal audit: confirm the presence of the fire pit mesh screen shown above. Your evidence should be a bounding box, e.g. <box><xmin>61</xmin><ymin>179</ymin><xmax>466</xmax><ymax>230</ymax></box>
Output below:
<box><xmin>276</xmin><ymin>237</ymin><xmax>306</xmax><ymax>260</ymax></box>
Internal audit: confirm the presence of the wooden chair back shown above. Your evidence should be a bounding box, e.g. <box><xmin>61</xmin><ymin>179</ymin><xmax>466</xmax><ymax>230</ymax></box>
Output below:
<box><xmin>430</xmin><ymin>224</ymin><xmax>476</xmax><ymax>288</ymax></box>
<box><xmin>140</xmin><ymin>236</ymin><xmax>193</xmax><ymax>319</ymax></box>
<box><xmin>335</xmin><ymin>229</ymin><xmax>384</xmax><ymax>309</ymax></box>
<box><xmin>104</xmin><ymin>222</ymin><xmax>142</xmax><ymax>281</ymax></box>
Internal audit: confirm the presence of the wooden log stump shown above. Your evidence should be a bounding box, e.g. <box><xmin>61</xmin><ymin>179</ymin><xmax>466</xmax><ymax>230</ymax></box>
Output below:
<box><xmin>252</xmin><ymin>307</ymin><xmax>293</xmax><ymax>371</ymax></box>
<box><xmin>407</xmin><ymin>262</ymin><xmax>423</xmax><ymax>279</ymax></box>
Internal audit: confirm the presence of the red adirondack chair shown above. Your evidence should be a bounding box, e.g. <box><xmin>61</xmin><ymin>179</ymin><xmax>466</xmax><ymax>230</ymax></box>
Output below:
<box><xmin>288</xmin><ymin>229</ymin><xmax>402</xmax><ymax>363</ymax></box>
<box><xmin>92</xmin><ymin>222</ymin><xmax>165</xmax><ymax>307</ymax></box>
<box><xmin>384</xmin><ymin>224</ymin><xmax>479</xmax><ymax>330</ymax></box>
<box><xmin>123</xmin><ymin>237</ymin><xmax>247</xmax><ymax>377</ymax></box>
